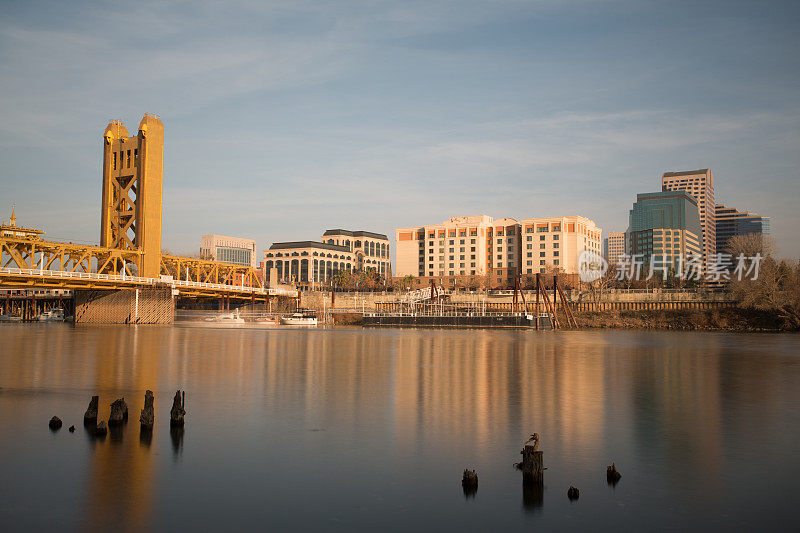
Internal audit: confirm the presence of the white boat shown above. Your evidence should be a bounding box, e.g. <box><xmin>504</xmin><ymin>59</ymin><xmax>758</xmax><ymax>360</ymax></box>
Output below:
<box><xmin>279</xmin><ymin>310</ymin><xmax>318</xmax><ymax>326</ymax></box>
<box><xmin>254</xmin><ymin>315</ymin><xmax>281</xmax><ymax>326</ymax></box>
<box><xmin>37</xmin><ymin>308</ymin><xmax>65</xmax><ymax>322</ymax></box>
<box><xmin>204</xmin><ymin>309</ymin><xmax>245</xmax><ymax>325</ymax></box>
<box><xmin>0</xmin><ymin>313</ymin><xmax>22</xmax><ymax>323</ymax></box>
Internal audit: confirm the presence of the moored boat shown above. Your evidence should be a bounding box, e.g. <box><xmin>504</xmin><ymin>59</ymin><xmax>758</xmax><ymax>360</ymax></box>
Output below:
<box><xmin>37</xmin><ymin>308</ymin><xmax>65</xmax><ymax>322</ymax></box>
<box><xmin>203</xmin><ymin>309</ymin><xmax>245</xmax><ymax>325</ymax></box>
<box><xmin>279</xmin><ymin>310</ymin><xmax>317</xmax><ymax>326</ymax></box>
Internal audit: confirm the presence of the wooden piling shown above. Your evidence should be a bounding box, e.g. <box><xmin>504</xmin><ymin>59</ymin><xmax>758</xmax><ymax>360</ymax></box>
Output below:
<box><xmin>520</xmin><ymin>445</ymin><xmax>544</xmax><ymax>483</ymax></box>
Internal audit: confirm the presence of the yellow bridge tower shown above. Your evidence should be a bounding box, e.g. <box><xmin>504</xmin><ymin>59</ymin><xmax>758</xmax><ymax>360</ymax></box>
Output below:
<box><xmin>100</xmin><ymin>114</ymin><xmax>164</xmax><ymax>278</ymax></box>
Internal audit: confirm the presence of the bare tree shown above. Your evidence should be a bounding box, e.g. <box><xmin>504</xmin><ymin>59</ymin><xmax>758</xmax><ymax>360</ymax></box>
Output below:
<box><xmin>725</xmin><ymin>234</ymin><xmax>776</xmax><ymax>258</ymax></box>
<box><xmin>728</xmin><ymin>254</ymin><xmax>800</xmax><ymax>330</ymax></box>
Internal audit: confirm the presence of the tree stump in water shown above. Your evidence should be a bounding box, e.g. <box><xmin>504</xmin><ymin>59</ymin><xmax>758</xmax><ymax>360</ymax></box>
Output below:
<box><xmin>607</xmin><ymin>463</ymin><xmax>622</xmax><ymax>485</ymax></box>
<box><xmin>520</xmin><ymin>445</ymin><xmax>544</xmax><ymax>483</ymax></box>
<box><xmin>48</xmin><ymin>416</ymin><xmax>62</xmax><ymax>430</ymax></box>
<box><xmin>139</xmin><ymin>390</ymin><xmax>154</xmax><ymax>429</ymax></box>
<box><xmin>461</xmin><ymin>469</ymin><xmax>478</xmax><ymax>497</ymax></box>
<box><xmin>169</xmin><ymin>390</ymin><xmax>186</xmax><ymax>427</ymax></box>
<box><xmin>95</xmin><ymin>420</ymin><xmax>108</xmax><ymax>437</ymax></box>
<box><xmin>108</xmin><ymin>398</ymin><xmax>128</xmax><ymax>426</ymax></box>
<box><xmin>83</xmin><ymin>396</ymin><xmax>99</xmax><ymax>426</ymax></box>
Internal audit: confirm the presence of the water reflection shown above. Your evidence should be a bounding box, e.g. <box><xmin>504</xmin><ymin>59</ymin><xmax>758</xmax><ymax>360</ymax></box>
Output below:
<box><xmin>1</xmin><ymin>325</ymin><xmax>799</xmax><ymax>530</ymax></box>
<box><xmin>522</xmin><ymin>480</ymin><xmax>544</xmax><ymax>511</ymax></box>
<box><xmin>170</xmin><ymin>427</ymin><xmax>184</xmax><ymax>457</ymax></box>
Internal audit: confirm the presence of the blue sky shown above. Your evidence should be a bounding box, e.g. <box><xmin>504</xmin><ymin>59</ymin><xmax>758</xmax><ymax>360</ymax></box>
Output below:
<box><xmin>1</xmin><ymin>0</ymin><xmax>798</xmax><ymax>261</ymax></box>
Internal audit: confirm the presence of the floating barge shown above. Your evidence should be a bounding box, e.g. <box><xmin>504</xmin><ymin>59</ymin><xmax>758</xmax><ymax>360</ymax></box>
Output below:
<box><xmin>362</xmin><ymin>312</ymin><xmax>552</xmax><ymax>329</ymax></box>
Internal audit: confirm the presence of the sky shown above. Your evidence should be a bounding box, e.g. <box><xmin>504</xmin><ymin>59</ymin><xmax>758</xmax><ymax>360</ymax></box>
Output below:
<box><xmin>1</xmin><ymin>0</ymin><xmax>798</xmax><ymax>263</ymax></box>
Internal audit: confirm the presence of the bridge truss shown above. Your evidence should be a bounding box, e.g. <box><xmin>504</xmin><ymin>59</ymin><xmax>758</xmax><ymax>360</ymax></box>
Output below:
<box><xmin>0</xmin><ymin>236</ymin><xmax>294</xmax><ymax>300</ymax></box>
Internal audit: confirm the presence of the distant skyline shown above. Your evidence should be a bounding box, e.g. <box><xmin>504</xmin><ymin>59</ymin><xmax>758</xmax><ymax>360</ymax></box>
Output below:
<box><xmin>1</xmin><ymin>0</ymin><xmax>798</xmax><ymax>263</ymax></box>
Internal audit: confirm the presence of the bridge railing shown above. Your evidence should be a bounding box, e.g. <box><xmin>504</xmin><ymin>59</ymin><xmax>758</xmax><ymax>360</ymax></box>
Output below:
<box><xmin>0</xmin><ymin>267</ymin><xmax>297</xmax><ymax>297</ymax></box>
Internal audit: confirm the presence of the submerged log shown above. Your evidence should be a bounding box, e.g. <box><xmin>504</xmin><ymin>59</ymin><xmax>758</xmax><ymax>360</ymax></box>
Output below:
<box><xmin>169</xmin><ymin>390</ymin><xmax>186</xmax><ymax>427</ymax></box>
<box><xmin>108</xmin><ymin>398</ymin><xmax>128</xmax><ymax>426</ymax></box>
<box><xmin>83</xmin><ymin>396</ymin><xmax>99</xmax><ymax>425</ymax></box>
<box><xmin>48</xmin><ymin>416</ymin><xmax>62</xmax><ymax>430</ymax></box>
<box><xmin>607</xmin><ymin>463</ymin><xmax>622</xmax><ymax>484</ymax></box>
<box><xmin>139</xmin><ymin>390</ymin><xmax>154</xmax><ymax>429</ymax></box>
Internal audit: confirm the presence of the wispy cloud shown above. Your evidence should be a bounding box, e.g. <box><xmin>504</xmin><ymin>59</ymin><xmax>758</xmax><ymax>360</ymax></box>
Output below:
<box><xmin>1</xmin><ymin>0</ymin><xmax>798</xmax><ymax>258</ymax></box>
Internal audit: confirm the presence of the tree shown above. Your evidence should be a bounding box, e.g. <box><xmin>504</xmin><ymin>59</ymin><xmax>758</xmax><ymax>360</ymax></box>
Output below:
<box><xmin>728</xmin><ymin>254</ymin><xmax>800</xmax><ymax>330</ymax></box>
<box><xmin>725</xmin><ymin>234</ymin><xmax>776</xmax><ymax>258</ymax></box>
<box><xmin>401</xmin><ymin>275</ymin><xmax>417</xmax><ymax>290</ymax></box>
<box><xmin>331</xmin><ymin>270</ymin><xmax>353</xmax><ymax>290</ymax></box>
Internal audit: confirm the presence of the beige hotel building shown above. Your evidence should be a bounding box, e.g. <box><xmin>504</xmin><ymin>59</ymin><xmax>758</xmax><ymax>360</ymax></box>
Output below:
<box><xmin>396</xmin><ymin>215</ymin><xmax>602</xmax><ymax>285</ymax></box>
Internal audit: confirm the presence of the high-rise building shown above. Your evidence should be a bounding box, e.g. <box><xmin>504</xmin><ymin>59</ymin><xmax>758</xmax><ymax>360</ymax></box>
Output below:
<box><xmin>715</xmin><ymin>204</ymin><xmax>770</xmax><ymax>253</ymax></box>
<box><xmin>603</xmin><ymin>232</ymin><xmax>626</xmax><ymax>266</ymax></box>
<box><xmin>200</xmin><ymin>235</ymin><xmax>257</xmax><ymax>268</ymax></box>
<box><xmin>661</xmin><ymin>169</ymin><xmax>715</xmax><ymax>269</ymax></box>
<box><xmin>626</xmin><ymin>191</ymin><xmax>702</xmax><ymax>268</ymax></box>
<box><xmin>395</xmin><ymin>214</ymin><xmax>602</xmax><ymax>286</ymax></box>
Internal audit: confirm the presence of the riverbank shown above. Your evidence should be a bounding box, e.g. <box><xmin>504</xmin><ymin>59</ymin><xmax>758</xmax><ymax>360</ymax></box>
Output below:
<box><xmin>330</xmin><ymin>307</ymin><xmax>793</xmax><ymax>332</ymax></box>
<box><xmin>574</xmin><ymin>307</ymin><xmax>790</xmax><ymax>332</ymax></box>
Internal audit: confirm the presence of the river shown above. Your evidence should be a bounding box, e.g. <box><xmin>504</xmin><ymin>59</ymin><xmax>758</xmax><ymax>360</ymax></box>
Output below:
<box><xmin>1</xmin><ymin>325</ymin><xmax>798</xmax><ymax>531</ymax></box>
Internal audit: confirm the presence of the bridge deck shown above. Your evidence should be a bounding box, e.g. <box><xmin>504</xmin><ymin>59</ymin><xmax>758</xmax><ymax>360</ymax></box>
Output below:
<box><xmin>0</xmin><ymin>267</ymin><xmax>297</xmax><ymax>299</ymax></box>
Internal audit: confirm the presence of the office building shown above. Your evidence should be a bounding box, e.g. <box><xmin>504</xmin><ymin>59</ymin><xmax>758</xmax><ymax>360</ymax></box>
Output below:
<box><xmin>603</xmin><ymin>232</ymin><xmax>626</xmax><ymax>266</ymax></box>
<box><xmin>264</xmin><ymin>241</ymin><xmax>355</xmax><ymax>285</ymax></box>
<box><xmin>200</xmin><ymin>234</ymin><xmax>257</xmax><ymax>269</ymax></box>
<box><xmin>626</xmin><ymin>191</ymin><xmax>702</xmax><ymax>268</ymax></box>
<box><xmin>264</xmin><ymin>229</ymin><xmax>390</xmax><ymax>285</ymax></box>
<box><xmin>320</xmin><ymin>229</ymin><xmax>391</xmax><ymax>277</ymax></box>
<box><xmin>661</xmin><ymin>169</ymin><xmax>715</xmax><ymax>269</ymax></box>
<box><xmin>715</xmin><ymin>204</ymin><xmax>770</xmax><ymax>253</ymax></box>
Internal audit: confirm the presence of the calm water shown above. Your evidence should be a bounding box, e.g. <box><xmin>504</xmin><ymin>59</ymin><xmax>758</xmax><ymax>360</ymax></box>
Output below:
<box><xmin>1</xmin><ymin>325</ymin><xmax>799</xmax><ymax>532</ymax></box>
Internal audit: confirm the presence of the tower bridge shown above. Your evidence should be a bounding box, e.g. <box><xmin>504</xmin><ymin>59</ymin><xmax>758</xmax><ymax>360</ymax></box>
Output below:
<box><xmin>0</xmin><ymin>115</ymin><xmax>296</xmax><ymax>322</ymax></box>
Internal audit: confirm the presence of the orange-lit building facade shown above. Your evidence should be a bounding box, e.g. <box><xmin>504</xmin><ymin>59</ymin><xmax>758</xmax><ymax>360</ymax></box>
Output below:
<box><xmin>395</xmin><ymin>215</ymin><xmax>602</xmax><ymax>286</ymax></box>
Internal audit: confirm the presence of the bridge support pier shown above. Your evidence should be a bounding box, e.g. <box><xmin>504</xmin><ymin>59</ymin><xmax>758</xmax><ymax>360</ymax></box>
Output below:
<box><xmin>74</xmin><ymin>288</ymin><xmax>174</xmax><ymax>324</ymax></box>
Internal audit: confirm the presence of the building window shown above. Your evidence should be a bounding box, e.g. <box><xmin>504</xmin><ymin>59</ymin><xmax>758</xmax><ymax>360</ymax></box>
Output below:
<box><xmin>540</xmin><ymin>252</ymin><xmax>545</xmax><ymax>257</ymax></box>
<box><xmin>540</xmin><ymin>235</ymin><xmax>546</xmax><ymax>241</ymax></box>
